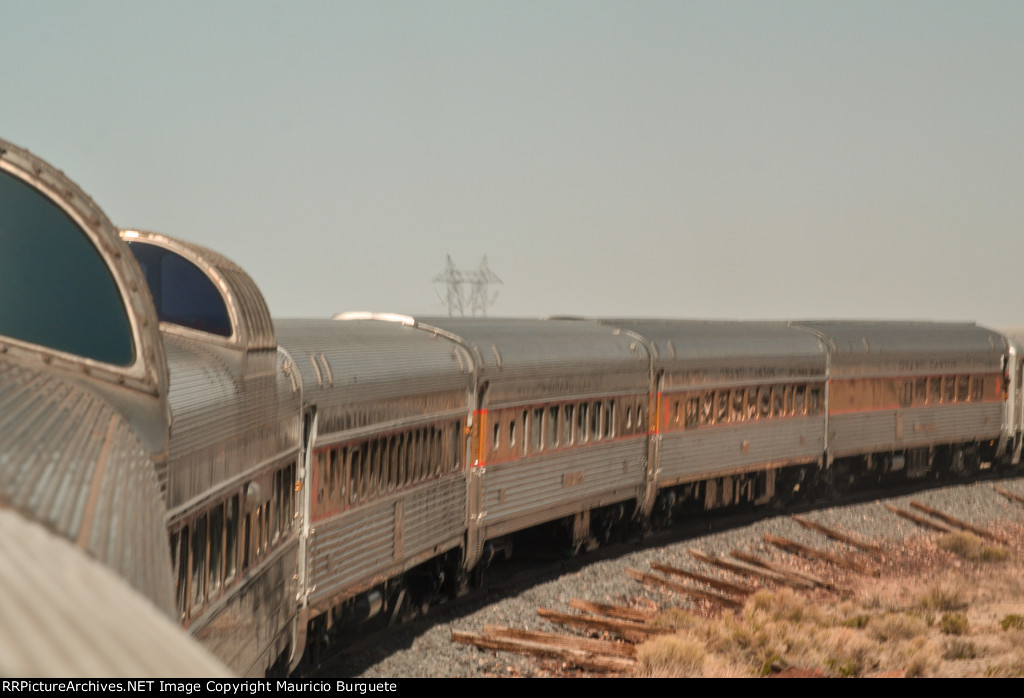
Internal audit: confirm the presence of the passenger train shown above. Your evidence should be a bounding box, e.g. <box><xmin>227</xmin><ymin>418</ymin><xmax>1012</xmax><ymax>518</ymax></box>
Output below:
<box><xmin>2</xmin><ymin>137</ymin><xmax>1022</xmax><ymax>676</ymax></box>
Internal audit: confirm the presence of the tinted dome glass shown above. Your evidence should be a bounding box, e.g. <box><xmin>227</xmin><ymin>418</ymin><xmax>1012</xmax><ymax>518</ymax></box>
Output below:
<box><xmin>128</xmin><ymin>242</ymin><xmax>232</xmax><ymax>337</ymax></box>
<box><xmin>0</xmin><ymin>169</ymin><xmax>134</xmax><ymax>365</ymax></box>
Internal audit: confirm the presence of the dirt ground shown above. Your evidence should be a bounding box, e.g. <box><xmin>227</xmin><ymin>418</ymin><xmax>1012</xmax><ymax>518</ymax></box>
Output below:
<box><xmin>817</xmin><ymin>523</ymin><xmax>1024</xmax><ymax>678</ymax></box>
<box><xmin>658</xmin><ymin>522</ymin><xmax>1024</xmax><ymax>677</ymax></box>
<box><xmin>532</xmin><ymin>521</ymin><xmax>1024</xmax><ymax>678</ymax></box>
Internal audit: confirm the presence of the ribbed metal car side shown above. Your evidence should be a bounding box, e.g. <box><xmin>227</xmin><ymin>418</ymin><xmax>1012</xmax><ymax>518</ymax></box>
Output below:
<box><xmin>276</xmin><ymin>318</ymin><xmax>473</xmax><ymax>618</ymax></box>
<box><xmin>161</xmin><ymin>336</ymin><xmax>301</xmax><ymax>507</ymax></box>
<box><xmin>159</xmin><ymin>334</ymin><xmax>302</xmax><ymax>675</ymax></box>
<box><xmin>605</xmin><ymin>320</ymin><xmax>828</xmax><ymax>509</ymax></box>
<box><xmin>416</xmin><ymin>317</ymin><xmax>651</xmax><ymax>564</ymax></box>
<box><xmin>793</xmin><ymin>321</ymin><xmax>1006</xmax><ymax>462</ymax></box>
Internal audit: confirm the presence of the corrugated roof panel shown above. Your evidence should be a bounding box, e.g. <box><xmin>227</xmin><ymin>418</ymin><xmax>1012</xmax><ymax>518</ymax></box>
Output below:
<box><xmin>792</xmin><ymin>321</ymin><xmax>1005</xmax><ymax>376</ymax></box>
<box><xmin>793</xmin><ymin>320</ymin><xmax>1005</xmax><ymax>356</ymax></box>
<box><xmin>277</xmin><ymin>318</ymin><xmax>473</xmax><ymax>406</ymax></box>
<box><xmin>601</xmin><ymin>319</ymin><xmax>826</xmax><ymax>368</ymax></box>
<box><xmin>0</xmin><ymin>508</ymin><xmax>230</xmax><ymax>677</ymax></box>
<box><xmin>0</xmin><ymin>358</ymin><xmax>174</xmax><ymax>614</ymax></box>
<box><xmin>414</xmin><ymin>317</ymin><xmax>649</xmax><ymax>380</ymax></box>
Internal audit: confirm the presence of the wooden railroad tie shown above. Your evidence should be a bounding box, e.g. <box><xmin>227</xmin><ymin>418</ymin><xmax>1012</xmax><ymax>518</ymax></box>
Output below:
<box><xmin>994</xmin><ymin>485</ymin><xmax>1024</xmax><ymax>506</ymax></box>
<box><xmin>625</xmin><ymin>568</ymin><xmax>745</xmax><ymax>609</ymax></box>
<box><xmin>884</xmin><ymin>503</ymin><xmax>954</xmax><ymax>532</ymax></box>
<box><xmin>650</xmin><ymin>561</ymin><xmax>756</xmax><ymax>597</ymax></box>
<box><xmin>909</xmin><ymin>500</ymin><xmax>1009</xmax><ymax>544</ymax></box>
<box><xmin>450</xmin><ymin>598</ymin><xmax>655</xmax><ymax>673</ymax></box>
<box><xmin>764</xmin><ymin>534</ymin><xmax>879</xmax><ymax>576</ymax></box>
<box><xmin>568</xmin><ymin>598</ymin><xmax>658</xmax><ymax>623</ymax></box>
<box><xmin>537</xmin><ymin>607</ymin><xmax>674</xmax><ymax>643</ymax></box>
<box><xmin>729</xmin><ymin>549</ymin><xmax>842</xmax><ymax>591</ymax></box>
<box><xmin>791</xmin><ymin>515</ymin><xmax>885</xmax><ymax>557</ymax></box>
<box><xmin>451</xmin><ymin>629</ymin><xmax>637</xmax><ymax>673</ymax></box>
<box><xmin>483</xmin><ymin>624</ymin><xmax>637</xmax><ymax>659</ymax></box>
<box><xmin>688</xmin><ymin>548</ymin><xmax>815</xmax><ymax>589</ymax></box>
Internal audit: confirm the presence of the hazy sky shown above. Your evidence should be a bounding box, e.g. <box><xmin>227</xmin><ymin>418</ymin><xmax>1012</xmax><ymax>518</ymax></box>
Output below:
<box><xmin>4</xmin><ymin>1</ymin><xmax>1022</xmax><ymax>324</ymax></box>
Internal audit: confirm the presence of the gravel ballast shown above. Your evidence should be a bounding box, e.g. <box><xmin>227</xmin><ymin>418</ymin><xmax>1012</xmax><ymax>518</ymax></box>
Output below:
<box><xmin>319</xmin><ymin>476</ymin><xmax>1024</xmax><ymax>678</ymax></box>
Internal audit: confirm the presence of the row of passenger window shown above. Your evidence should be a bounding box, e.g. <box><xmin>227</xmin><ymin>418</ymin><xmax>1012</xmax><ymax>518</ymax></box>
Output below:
<box><xmin>314</xmin><ymin>420</ymin><xmax>463</xmax><ymax>516</ymax></box>
<box><xmin>170</xmin><ymin>461</ymin><xmax>297</xmax><ymax>624</ymax></box>
<box><xmin>669</xmin><ymin>383</ymin><xmax>824</xmax><ymax>431</ymax></box>
<box><xmin>487</xmin><ymin>397</ymin><xmax>647</xmax><ymax>460</ymax></box>
<box><xmin>897</xmin><ymin>374</ymin><xmax>990</xmax><ymax>407</ymax></box>
<box><xmin>834</xmin><ymin>373</ymin><xmax>996</xmax><ymax>411</ymax></box>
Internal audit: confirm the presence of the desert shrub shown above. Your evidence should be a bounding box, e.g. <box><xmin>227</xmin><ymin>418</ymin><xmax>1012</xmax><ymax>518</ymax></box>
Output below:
<box><xmin>940</xmin><ymin>612</ymin><xmax>969</xmax><ymax>636</ymax></box>
<box><xmin>652</xmin><ymin>606</ymin><xmax>699</xmax><ymax>631</ymax></box>
<box><xmin>979</xmin><ymin>546</ymin><xmax>1011</xmax><ymax>562</ymax></box>
<box><xmin>943</xmin><ymin>638</ymin><xmax>979</xmax><ymax>660</ymax></box>
<box><xmin>938</xmin><ymin>532</ymin><xmax>1009</xmax><ymax>563</ymax></box>
<box><xmin>901</xmin><ymin>638</ymin><xmax>941</xmax><ymax>678</ymax></box>
<box><xmin>745</xmin><ymin>587</ymin><xmax>823</xmax><ymax>625</ymax></box>
<box><xmin>820</xmin><ymin>628</ymin><xmax>877</xmax><ymax>677</ymax></box>
<box><xmin>839</xmin><ymin>613</ymin><xmax>871</xmax><ymax>629</ymax></box>
<box><xmin>867</xmin><ymin>612</ymin><xmax>929</xmax><ymax>642</ymax></box>
<box><xmin>635</xmin><ymin>634</ymin><xmax>707</xmax><ymax>677</ymax></box>
<box><xmin>917</xmin><ymin>580</ymin><xmax>969</xmax><ymax>612</ymax></box>
<box><xmin>1000</xmin><ymin>614</ymin><xmax>1024</xmax><ymax>631</ymax></box>
<box><xmin>985</xmin><ymin>660</ymin><xmax>1024</xmax><ymax>678</ymax></box>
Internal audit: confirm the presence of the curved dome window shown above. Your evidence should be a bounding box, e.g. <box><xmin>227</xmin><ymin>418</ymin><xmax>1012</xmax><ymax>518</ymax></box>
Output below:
<box><xmin>0</xmin><ymin>169</ymin><xmax>135</xmax><ymax>365</ymax></box>
<box><xmin>128</xmin><ymin>242</ymin><xmax>232</xmax><ymax>338</ymax></box>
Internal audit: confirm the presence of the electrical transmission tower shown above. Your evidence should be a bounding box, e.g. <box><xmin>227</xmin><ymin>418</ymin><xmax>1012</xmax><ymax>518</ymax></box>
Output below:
<box><xmin>433</xmin><ymin>255</ymin><xmax>502</xmax><ymax>317</ymax></box>
<box><xmin>432</xmin><ymin>255</ymin><xmax>465</xmax><ymax>318</ymax></box>
<box><xmin>466</xmin><ymin>256</ymin><xmax>502</xmax><ymax>317</ymax></box>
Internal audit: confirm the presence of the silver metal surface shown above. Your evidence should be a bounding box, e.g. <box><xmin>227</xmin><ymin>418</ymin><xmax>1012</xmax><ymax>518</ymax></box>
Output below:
<box><xmin>0</xmin><ymin>508</ymin><xmax>230</xmax><ymax>677</ymax></box>
<box><xmin>827</xmin><ymin>404</ymin><xmax>1002</xmax><ymax>458</ymax></box>
<box><xmin>658</xmin><ymin>418</ymin><xmax>824</xmax><ymax>485</ymax></box>
<box><xmin>277</xmin><ymin>318</ymin><xmax>473</xmax><ymax>441</ymax></box>
<box><xmin>130</xmin><ymin>234</ymin><xmax>305</xmax><ymax>674</ymax></box>
<box><xmin>161</xmin><ymin>334</ymin><xmax>301</xmax><ymax>511</ymax></box>
<box><xmin>417</xmin><ymin>317</ymin><xmax>650</xmax><ymax>402</ymax></box>
<box><xmin>0</xmin><ymin>358</ymin><xmax>174</xmax><ymax>612</ymax></box>
<box><xmin>308</xmin><ymin>475</ymin><xmax>465</xmax><ymax>612</ymax></box>
<box><xmin>279</xmin><ymin>317</ymin><xmax>473</xmax><ymax>622</ymax></box>
<box><xmin>479</xmin><ymin>440</ymin><xmax>646</xmax><ymax>539</ymax></box>
<box><xmin>792</xmin><ymin>320</ymin><xmax>1006</xmax><ymax>376</ymax></box>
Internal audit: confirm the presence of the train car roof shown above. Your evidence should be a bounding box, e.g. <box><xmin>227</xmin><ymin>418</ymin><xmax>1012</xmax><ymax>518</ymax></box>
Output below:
<box><xmin>0</xmin><ymin>508</ymin><xmax>231</xmax><ymax>677</ymax></box>
<box><xmin>792</xmin><ymin>321</ymin><xmax>1006</xmax><ymax>376</ymax></box>
<box><xmin>0</xmin><ymin>358</ymin><xmax>175</xmax><ymax>613</ymax></box>
<box><xmin>410</xmin><ymin>316</ymin><xmax>650</xmax><ymax>381</ymax></box>
<box><xmin>276</xmin><ymin>318</ymin><xmax>473</xmax><ymax>404</ymax></box>
<box><xmin>791</xmin><ymin>321</ymin><xmax>1005</xmax><ymax>356</ymax></box>
<box><xmin>598</xmin><ymin>319</ymin><xmax>827</xmax><ymax>368</ymax></box>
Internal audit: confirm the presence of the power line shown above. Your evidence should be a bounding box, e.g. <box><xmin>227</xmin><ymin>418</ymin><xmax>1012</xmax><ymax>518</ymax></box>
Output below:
<box><xmin>433</xmin><ymin>255</ymin><xmax>502</xmax><ymax>317</ymax></box>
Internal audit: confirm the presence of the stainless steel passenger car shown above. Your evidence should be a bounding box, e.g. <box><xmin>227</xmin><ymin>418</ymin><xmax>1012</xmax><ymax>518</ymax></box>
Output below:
<box><xmin>604</xmin><ymin>320</ymin><xmax>828</xmax><ymax>516</ymax></box>
<box><xmin>0</xmin><ymin>139</ymin><xmax>228</xmax><ymax>675</ymax></box>
<box><xmin>122</xmin><ymin>230</ymin><xmax>304</xmax><ymax>675</ymax></box>
<box><xmin>416</xmin><ymin>317</ymin><xmax>653</xmax><ymax>559</ymax></box>
<box><xmin>276</xmin><ymin>314</ymin><xmax>474</xmax><ymax>639</ymax></box>
<box><xmin>793</xmin><ymin>321</ymin><xmax>1007</xmax><ymax>478</ymax></box>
